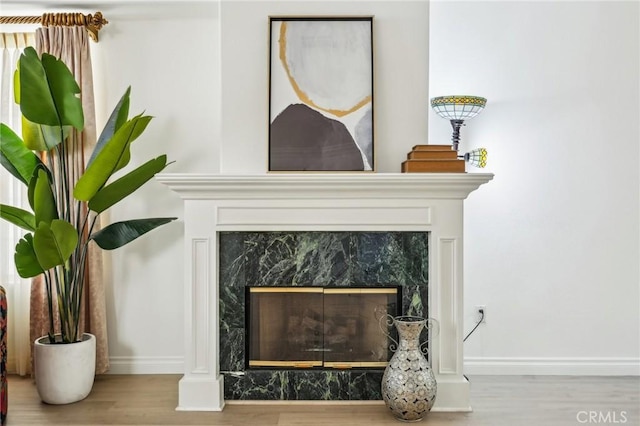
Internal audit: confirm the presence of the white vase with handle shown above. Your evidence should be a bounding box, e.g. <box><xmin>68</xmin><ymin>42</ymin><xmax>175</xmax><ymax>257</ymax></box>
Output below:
<box><xmin>381</xmin><ymin>316</ymin><xmax>438</xmax><ymax>422</ymax></box>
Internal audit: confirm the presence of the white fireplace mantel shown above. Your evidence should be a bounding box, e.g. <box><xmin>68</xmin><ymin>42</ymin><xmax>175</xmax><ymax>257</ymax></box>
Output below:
<box><xmin>157</xmin><ymin>172</ymin><xmax>493</xmax><ymax>412</ymax></box>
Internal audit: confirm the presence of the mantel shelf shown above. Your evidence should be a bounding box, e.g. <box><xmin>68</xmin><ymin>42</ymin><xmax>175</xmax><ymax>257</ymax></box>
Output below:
<box><xmin>156</xmin><ymin>173</ymin><xmax>494</xmax><ymax>200</ymax></box>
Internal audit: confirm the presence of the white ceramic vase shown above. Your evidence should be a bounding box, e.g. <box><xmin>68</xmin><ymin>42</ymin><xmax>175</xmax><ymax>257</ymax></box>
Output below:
<box><xmin>34</xmin><ymin>333</ymin><xmax>96</xmax><ymax>404</ymax></box>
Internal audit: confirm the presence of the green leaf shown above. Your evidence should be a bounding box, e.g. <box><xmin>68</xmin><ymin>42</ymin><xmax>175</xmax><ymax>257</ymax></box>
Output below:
<box><xmin>27</xmin><ymin>165</ymin><xmax>53</xmax><ymax>211</ymax></box>
<box><xmin>33</xmin><ymin>220</ymin><xmax>78</xmax><ymax>270</ymax></box>
<box><xmin>0</xmin><ymin>123</ymin><xmax>42</xmax><ymax>185</ymax></box>
<box><xmin>27</xmin><ymin>164</ymin><xmax>44</xmax><ymax>211</ymax></box>
<box><xmin>18</xmin><ymin>47</ymin><xmax>83</xmax><ymax>130</ymax></box>
<box><xmin>114</xmin><ymin>113</ymin><xmax>152</xmax><ymax>173</ymax></box>
<box><xmin>91</xmin><ymin>217</ymin><xmax>176</xmax><ymax>250</ymax></box>
<box><xmin>0</xmin><ymin>204</ymin><xmax>36</xmax><ymax>231</ymax></box>
<box><xmin>21</xmin><ymin>116</ymin><xmax>71</xmax><ymax>151</ymax></box>
<box><xmin>40</xmin><ymin>53</ymin><xmax>84</xmax><ymax>130</ymax></box>
<box><xmin>15</xmin><ymin>233</ymin><xmax>44</xmax><ymax>278</ymax></box>
<box><xmin>17</xmin><ymin>47</ymin><xmax>56</xmax><ymax>125</ymax></box>
<box><xmin>27</xmin><ymin>170</ymin><xmax>36</xmax><ymax>211</ymax></box>
<box><xmin>74</xmin><ymin>115</ymin><xmax>152</xmax><ymax>201</ymax></box>
<box><xmin>0</xmin><ymin>155</ymin><xmax>23</xmax><ymax>186</ymax></box>
<box><xmin>13</xmin><ymin>67</ymin><xmax>20</xmax><ymax>103</ymax></box>
<box><xmin>88</xmin><ymin>155</ymin><xmax>169</xmax><ymax>214</ymax></box>
<box><xmin>88</xmin><ymin>86</ymin><xmax>131</xmax><ymax>167</ymax></box>
<box><xmin>20</xmin><ymin>117</ymin><xmax>47</xmax><ymax>151</ymax></box>
<box><xmin>33</xmin><ymin>168</ymin><xmax>58</xmax><ymax>225</ymax></box>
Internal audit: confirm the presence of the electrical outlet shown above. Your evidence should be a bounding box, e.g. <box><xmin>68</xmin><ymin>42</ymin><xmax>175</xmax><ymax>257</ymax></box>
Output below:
<box><xmin>475</xmin><ymin>305</ymin><xmax>486</xmax><ymax>323</ymax></box>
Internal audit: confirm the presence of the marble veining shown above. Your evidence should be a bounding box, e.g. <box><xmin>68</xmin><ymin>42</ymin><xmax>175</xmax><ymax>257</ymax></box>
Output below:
<box><xmin>219</xmin><ymin>231</ymin><xmax>428</xmax><ymax>400</ymax></box>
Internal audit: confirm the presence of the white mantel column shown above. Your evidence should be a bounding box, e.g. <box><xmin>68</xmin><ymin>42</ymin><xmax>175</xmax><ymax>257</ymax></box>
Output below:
<box><xmin>428</xmin><ymin>198</ymin><xmax>470</xmax><ymax>411</ymax></box>
<box><xmin>176</xmin><ymin>199</ymin><xmax>225</xmax><ymax>411</ymax></box>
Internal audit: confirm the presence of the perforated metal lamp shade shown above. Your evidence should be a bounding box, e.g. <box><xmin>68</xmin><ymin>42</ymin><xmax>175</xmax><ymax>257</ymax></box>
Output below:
<box><xmin>430</xmin><ymin>95</ymin><xmax>487</xmax><ymax>151</ymax></box>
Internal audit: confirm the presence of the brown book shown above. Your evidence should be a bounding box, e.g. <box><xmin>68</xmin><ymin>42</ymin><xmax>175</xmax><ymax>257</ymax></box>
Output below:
<box><xmin>408</xmin><ymin>150</ymin><xmax>458</xmax><ymax>160</ymax></box>
<box><xmin>411</xmin><ymin>144</ymin><xmax>454</xmax><ymax>152</ymax></box>
<box><xmin>401</xmin><ymin>159</ymin><xmax>466</xmax><ymax>173</ymax></box>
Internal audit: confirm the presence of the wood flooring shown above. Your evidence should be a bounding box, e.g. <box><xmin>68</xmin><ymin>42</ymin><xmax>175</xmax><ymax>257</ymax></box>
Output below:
<box><xmin>7</xmin><ymin>374</ymin><xmax>640</xmax><ymax>425</ymax></box>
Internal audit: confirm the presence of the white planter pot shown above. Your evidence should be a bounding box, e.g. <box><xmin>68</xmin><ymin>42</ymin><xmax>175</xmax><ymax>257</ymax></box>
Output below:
<box><xmin>34</xmin><ymin>333</ymin><xmax>96</xmax><ymax>404</ymax></box>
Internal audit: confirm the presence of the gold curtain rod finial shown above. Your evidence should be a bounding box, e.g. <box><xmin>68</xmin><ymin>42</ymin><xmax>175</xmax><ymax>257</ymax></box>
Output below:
<box><xmin>90</xmin><ymin>12</ymin><xmax>109</xmax><ymax>27</ymax></box>
<box><xmin>86</xmin><ymin>12</ymin><xmax>109</xmax><ymax>42</ymax></box>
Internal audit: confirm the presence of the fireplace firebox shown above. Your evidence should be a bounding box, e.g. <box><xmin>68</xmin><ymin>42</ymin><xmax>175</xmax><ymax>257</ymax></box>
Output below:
<box><xmin>247</xmin><ymin>287</ymin><xmax>401</xmax><ymax>369</ymax></box>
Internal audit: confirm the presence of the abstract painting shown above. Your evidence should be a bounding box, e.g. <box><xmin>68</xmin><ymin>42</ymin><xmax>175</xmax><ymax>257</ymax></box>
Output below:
<box><xmin>269</xmin><ymin>17</ymin><xmax>374</xmax><ymax>172</ymax></box>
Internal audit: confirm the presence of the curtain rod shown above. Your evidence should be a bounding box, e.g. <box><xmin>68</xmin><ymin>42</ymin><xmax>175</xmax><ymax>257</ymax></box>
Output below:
<box><xmin>0</xmin><ymin>12</ymin><xmax>108</xmax><ymax>42</ymax></box>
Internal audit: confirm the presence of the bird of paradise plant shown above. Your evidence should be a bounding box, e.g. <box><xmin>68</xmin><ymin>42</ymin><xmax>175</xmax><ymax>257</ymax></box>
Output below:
<box><xmin>0</xmin><ymin>46</ymin><xmax>176</xmax><ymax>344</ymax></box>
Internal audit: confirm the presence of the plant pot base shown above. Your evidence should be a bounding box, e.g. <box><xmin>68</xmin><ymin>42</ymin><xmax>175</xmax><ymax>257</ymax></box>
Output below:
<box><xmin>34</xmin><ymin>333</ymin><xmax>96</xmax><ymax>405</ymax></box>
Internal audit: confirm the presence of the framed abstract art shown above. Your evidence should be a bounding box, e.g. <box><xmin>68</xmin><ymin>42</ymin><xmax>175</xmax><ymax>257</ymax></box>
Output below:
<box><xmin>268</xmin><ymin>16</ymin><xmax>374</xmax><ymax>172</ymax></box>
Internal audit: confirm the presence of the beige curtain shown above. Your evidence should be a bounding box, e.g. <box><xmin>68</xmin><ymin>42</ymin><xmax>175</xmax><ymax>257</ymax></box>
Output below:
<box><xmin>30</xmin><ymin>26</ymin><xmax>109</xmax><ymax>374</ymax></box>
<box><xmin>0</xmin><ymin>32</ymin><xmax>35</xmax><ymax>376</ymax></box>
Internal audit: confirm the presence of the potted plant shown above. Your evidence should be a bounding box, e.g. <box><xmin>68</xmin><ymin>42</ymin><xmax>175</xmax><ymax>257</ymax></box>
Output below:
<box><xmin>0</xmin><ymin>47</ymin><xmax>176</xmax><ymax>404</ymax></box>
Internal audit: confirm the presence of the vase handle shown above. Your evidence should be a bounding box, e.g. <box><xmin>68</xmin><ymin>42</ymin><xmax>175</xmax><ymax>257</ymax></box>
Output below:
<box><xmin>375</xmin><ymin>308</ymin><xmax>399</xmax><ymax>353</ymax></box>
<box><xmin>419</xmin><ymin>318</ymin><xmax>440</xmax><ymax>358</ymax></box>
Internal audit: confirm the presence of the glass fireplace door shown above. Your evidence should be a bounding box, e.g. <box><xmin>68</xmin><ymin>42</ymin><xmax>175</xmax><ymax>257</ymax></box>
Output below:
<box><xmin>248</xmin><ymin>287</ymin><xmax>324</xmax><ymax>367</ymax></box>
<box><xmin>247</xmin><ymin>287</ymin><xmax>399</xmax><ymax>368</ymax></box>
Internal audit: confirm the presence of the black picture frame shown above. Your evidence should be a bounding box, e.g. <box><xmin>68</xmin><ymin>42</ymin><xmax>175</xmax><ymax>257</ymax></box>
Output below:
<box><xmin>268</xmin><ymin>16</ymin><xmax>374</xmax><ymax>172</ymax></box>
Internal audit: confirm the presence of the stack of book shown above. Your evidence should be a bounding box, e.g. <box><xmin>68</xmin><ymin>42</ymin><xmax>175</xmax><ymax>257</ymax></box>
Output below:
<box><xmin>401</xmin><ymin>145</ymin><xmax>465</xmax><ymax>173</ymax></box>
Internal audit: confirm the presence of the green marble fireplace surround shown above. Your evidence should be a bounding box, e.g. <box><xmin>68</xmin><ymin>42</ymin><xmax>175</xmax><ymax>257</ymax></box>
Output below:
<box><xmin>219</xmin><ymin>231</ymin><xmax>429</xmax><ymax>400</ymax></box>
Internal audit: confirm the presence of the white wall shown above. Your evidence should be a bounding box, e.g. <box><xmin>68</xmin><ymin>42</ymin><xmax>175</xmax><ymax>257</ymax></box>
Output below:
<box><xmin>220</xmin><ymin>1</ymin><xmax>430</xmax><ymax>172</ymax></box>
<box><xmin>2</xmin><ymin>0</ymin><xmax>429</xmax><ymax>372</ymax></box>
<box><xmin>2</xmin><ymin>0</ymin><xmax>221</xmax><ymax>373</ymax></box>
<box><xmin>91</xmin><ymin>1</ymin><xmax>220</xmax><ymax>372</ymax></box>
<box><xmin>3</xmin><ymin>0</ymin><xmax>638</xmax><ymax>375</ymax></box>
<box><xmin>428</xmin><ymin>0</ymin><xmax>639</xmax><ymax>374</ymax></box>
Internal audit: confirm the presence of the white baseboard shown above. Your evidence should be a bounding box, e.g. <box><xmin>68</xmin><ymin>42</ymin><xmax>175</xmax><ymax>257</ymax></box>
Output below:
<box><xmin>106</xmin><ymin>356</ymin><xmax>640</xmax><ymax>376</ymax></box>
<box><xmin>464</xmin><ymin>357</ymin><xmax>640</xmax><ymax>376</ymax></box>
<box><xmin>107</xmin><ymin>356</ymin><xmax>184</xmax><ymax>374</ymax></box>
